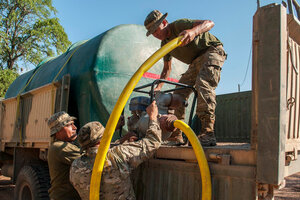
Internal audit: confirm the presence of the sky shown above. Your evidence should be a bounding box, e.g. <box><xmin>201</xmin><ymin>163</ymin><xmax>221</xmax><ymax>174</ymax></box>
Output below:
<box><xmin>51</xmin><ymin>0</ymin><xmax>284</xmax><ymax>95</ymax></box>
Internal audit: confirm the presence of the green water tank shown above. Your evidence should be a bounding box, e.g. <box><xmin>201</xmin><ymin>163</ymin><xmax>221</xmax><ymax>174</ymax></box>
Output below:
<box><xmin>5</xmin><ymin>24</ymin><xmax>187</xmax><ymax>138</ymax></box>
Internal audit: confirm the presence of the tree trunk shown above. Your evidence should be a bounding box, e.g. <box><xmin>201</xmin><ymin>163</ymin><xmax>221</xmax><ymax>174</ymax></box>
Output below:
<box><xmin>7</xmin><ymin>60</ymin><xmax>14</xmax><ymax>70</ymax></box>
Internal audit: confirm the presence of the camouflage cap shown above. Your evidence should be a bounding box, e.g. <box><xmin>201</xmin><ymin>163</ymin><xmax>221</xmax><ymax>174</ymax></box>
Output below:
<box><xmin>78</xmin><ymin>121</ymin><xmax>105</xmax><ymax>151</ymax></box>
<box><xmin>144</xmin><ymin>10</ymin><xmax>168</xmax><ymax>36</ymax></box>
<box><xmin>48</xmin><ymin>111</ymin><xmax>76</xmax><ymax>136</ymax></box>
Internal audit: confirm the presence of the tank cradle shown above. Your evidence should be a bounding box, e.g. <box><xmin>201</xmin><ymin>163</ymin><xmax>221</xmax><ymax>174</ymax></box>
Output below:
<box><xmin>133</xmin><ymin>79</ymin><xmax>198</xmax><ymax>127</ymax></box>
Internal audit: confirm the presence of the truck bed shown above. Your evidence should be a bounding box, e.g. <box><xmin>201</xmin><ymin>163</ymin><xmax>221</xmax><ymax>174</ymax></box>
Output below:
<box><xmin>133</xmin><ymin>143</ymin><xmax>256</xmax><ymax>200</ymax></box>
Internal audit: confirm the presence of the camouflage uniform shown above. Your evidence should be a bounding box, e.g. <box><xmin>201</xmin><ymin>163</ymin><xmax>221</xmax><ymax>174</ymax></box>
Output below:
<box><xmin>161</xmin><ymin>19</ymin><xmax>226</xmax><ymax>134</ymax></box>
<box><xmin>144</xmin><ymin>12</ymin><xmax>226</xmax><ymax>145</ymax></box>
<box><xmin>47</xmin><ymin>111</ymin><xmax>81</xmax><ymax>200</ymax></box>
<box><xmin>173</xmin><ymin>45</ymin><xmax>226</xmax><ymax>132</ymax></box>
<box><xmin>70</xmin><ymin>120</ymin><xmax>162</xmax><ymax>200</ymax></box>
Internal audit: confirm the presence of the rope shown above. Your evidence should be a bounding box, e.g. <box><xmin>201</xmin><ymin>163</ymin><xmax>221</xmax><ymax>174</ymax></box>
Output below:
<box><xmin>52</xmin><ymin>45</ymin><xmax>81</xmax><ymax>83</ymax></box>
<box><xmin>240</xmin><ymin>46</ymin><xmax>252</xmax><ymax>87</ymax></box>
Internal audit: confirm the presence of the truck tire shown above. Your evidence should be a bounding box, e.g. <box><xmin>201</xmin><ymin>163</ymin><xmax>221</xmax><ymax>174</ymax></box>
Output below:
<box><xmin>14</xmin><ymin>165</ymin><xmax>50</xmax><ymax>200</ymax></box>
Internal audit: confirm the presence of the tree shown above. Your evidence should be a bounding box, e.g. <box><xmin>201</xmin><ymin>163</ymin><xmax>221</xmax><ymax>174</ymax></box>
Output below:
<box><xmin>0</xmin><ymin>0</ymin><xmax>71</xmax><ymax>70</ymax></box>
<box><xmin>0</xmin><ymin>69</ymin><xmax>18</xmax><ymax>97</ymax></box>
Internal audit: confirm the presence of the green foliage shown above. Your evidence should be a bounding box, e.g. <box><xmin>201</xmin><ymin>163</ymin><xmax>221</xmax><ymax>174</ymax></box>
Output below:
<box><xmin>0</xmin><ymin>0</ymin><xmax>71</xmax><ymax>70</ymax></box>
<box><xmin>0</xmin><ymin>69</ymin><xmax>18</xmax><ymax>97</ymax></box>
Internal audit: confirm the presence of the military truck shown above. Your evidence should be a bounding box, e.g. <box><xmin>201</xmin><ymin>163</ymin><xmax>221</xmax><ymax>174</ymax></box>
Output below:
<box><xmin>0</xmin><ymin>3</ymin><xmax>299</xmax><ymax>200</ymax></box>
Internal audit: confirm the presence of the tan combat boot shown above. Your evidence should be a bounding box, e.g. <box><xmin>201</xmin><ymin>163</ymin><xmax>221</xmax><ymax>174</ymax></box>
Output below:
<box><xmin>198</xmin><ymin>131</ymin><xmax>217</xmax><ymax>146</ymax></box>
<box><xmin>198</xmin><ymin>117</ymin><xmax>217</xmax><ymax>146</ymax></box>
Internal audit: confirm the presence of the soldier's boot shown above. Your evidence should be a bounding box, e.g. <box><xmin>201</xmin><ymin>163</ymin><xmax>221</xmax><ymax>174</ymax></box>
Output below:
<box><xmin>198</xmin><ymin>131</ymin><xmax>217</xmax><ymax>146</ymax></box>
<box><xmin>166</xmin><ymin>129</ymin><xmax>185</xmax><ymax>146</ymax></box>
<box><xmin>198</xmin><ymin>117</ymin><xmax>217</xmax><ymax>146</ymax></box>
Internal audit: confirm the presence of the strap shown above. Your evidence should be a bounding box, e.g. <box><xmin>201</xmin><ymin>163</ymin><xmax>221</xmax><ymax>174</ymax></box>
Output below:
<box><xmin>52</xmin><ymin>45</ymin><xmax>81</xmax><ymax>83</ymax></box>
<box><xmin>50</xmin><ymin>45</ymin><xmax>82</xmax><ymax>114</ymax></box>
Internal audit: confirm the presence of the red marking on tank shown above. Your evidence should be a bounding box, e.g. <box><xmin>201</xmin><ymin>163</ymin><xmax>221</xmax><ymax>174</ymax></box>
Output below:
<box><xmin>142</xmin><ymin>72</ymin><xmax>179</xmax><ymax>82</ymax></box>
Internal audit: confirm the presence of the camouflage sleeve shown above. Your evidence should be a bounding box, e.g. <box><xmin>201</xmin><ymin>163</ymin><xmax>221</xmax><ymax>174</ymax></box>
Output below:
<box><xmin>69</xmin><ymin>157</ymin><xmax>92</xmax><ymax>200</ymax></box>
<box><xmin>107</xmin><ymin>119</ymin><xmax>162</xmax><ymax>171</ymax></box>
<box><xmin>59</xmin><ymin>143</ymin><xmax>81</xmax><ymax>165</ymax></box>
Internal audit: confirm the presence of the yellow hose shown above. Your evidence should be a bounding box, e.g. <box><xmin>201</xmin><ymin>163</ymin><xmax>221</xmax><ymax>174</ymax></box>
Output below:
<box><xmin>90</xmin><ymin>36</ymin><xmax>211</xmax><ymax>200</ymax></box>
<box><xmin>173</xmin><ymin>120</ymin><xmax>211</xmax><ymax>200</ymax></box>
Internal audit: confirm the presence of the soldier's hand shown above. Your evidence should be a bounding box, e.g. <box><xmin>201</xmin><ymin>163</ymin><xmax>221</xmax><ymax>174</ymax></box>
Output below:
<box><xmin>154</xmin><ymin>88</ymin><xmax>160</xmax><ymax>93</ymax></box>
<box><xmin>119</xmin><ymin>132</ymin><xmax>138</xmax><ymax>144</ymax></box>
<box><xmin>116</xmin><ymin>115</ymin><xmax>125</xmax><ymax>130</ymax></box>
<box><xmin>179</xmin><ymin>29</ymin><xmax>195</xmax><ymax>46</ymax></box>
<box><xmin>147</xmin><ymin>101</ymin><xmax>158</xmax><ymax>121</ymax></box>
<box><xmin>154</xmin><ymin>84</ymin><xmax>162</xmax><ymax>92</ymax></box>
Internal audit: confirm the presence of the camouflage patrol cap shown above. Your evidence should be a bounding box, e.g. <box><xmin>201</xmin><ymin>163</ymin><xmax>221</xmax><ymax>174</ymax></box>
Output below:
<box><xmin>78</xmin><ymin>121</ymin><xmax>105</xmax><ymax>151</ymax></box>
<box><xmin>48</xmin><ymin>111</ymin><xmax>76</xmax><ymax>136</ymax></box>
<box><xmin>144</xmin><ymin>10</ymin><xmax>168</xmax><ymax>36</ymax></box>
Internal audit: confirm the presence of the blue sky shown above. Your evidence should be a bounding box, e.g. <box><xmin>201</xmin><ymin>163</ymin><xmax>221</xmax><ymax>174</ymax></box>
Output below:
<box><xmin>52</xmin><ymin>0</ymin><xmax>283</xmax><ymax>95</ymax></box>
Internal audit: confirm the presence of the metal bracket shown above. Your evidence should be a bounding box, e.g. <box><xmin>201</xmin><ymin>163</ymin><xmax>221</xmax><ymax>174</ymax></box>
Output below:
<box><xmin>287</xmin><ymin>97</ymin><xmax>296</xmax><ymax>109</ymax></box>
<box><xmin>208</xmin><ymin>153</ymin><xmax>231</xmax><ymax>165</ymax></box>
<box><xmin>285</xmin><ymin>147</ymin><xmax>298</xmax><ymax>165</ymax></box>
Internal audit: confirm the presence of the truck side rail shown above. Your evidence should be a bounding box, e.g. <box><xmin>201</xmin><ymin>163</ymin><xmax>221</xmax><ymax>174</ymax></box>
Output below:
<box><xmin>0</xmin><ymin>75</ymin><xmax>70</xmax><ymax>151</ymax></box>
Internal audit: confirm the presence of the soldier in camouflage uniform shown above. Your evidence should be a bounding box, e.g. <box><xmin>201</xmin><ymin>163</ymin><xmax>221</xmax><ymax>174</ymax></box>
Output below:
<box><xmin>70</xmin><ymin>101</ymin><xmax>177</xmax><ymax>199</ymax></box>
<box><xmin>47</xmin><ymin>111</ymin><xmax>81</xmax><ymax>200</ymax></box>
<box><xmin>144</xmin><ymin>10</ymin><xmax>227</xmax><ymax>146</ymax></box>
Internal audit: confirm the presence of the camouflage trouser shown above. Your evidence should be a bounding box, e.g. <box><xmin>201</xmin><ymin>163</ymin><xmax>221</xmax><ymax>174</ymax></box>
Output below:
<box><xmin>174</xmin><ymin>45</ymin><xmax>226</xmax><ymax>132</ymax></box>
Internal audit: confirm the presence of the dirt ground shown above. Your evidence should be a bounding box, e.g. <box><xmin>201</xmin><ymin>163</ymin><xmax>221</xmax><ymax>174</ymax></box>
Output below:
<box><xmin>273</xmin><ymin>172</ymin><xmax>300</xmax><ymax>199</ymax></box>
<box><xmin>1</xmin><ymin>173</ymin><xmax>300</xmax><ymax>199</ymax></box>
